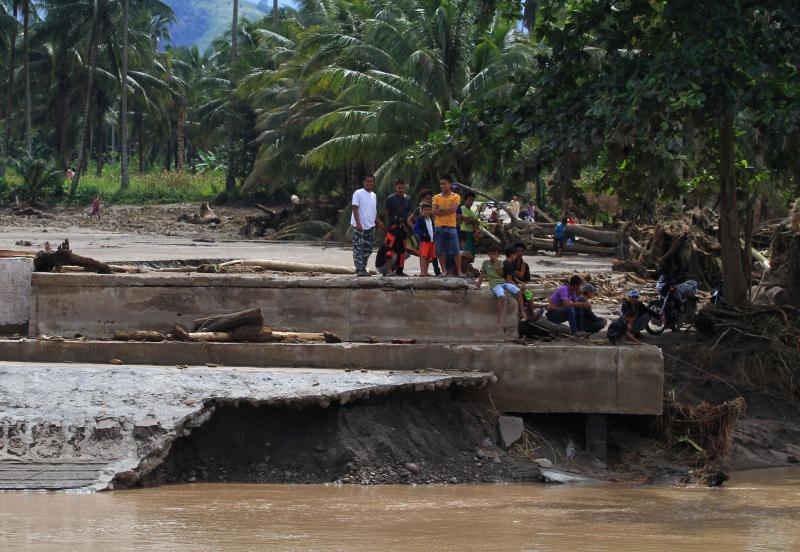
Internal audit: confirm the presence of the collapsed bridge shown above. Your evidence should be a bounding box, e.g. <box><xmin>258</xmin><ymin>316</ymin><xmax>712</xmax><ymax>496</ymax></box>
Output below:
<box><xmin>0</xmin><ymin>257</ymin><xmax>664</xmax><ymax>490</ymax></box>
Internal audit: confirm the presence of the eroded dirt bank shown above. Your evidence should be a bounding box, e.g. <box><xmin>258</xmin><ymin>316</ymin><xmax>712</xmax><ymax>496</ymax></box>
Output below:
<box><xmin>139</xmin><ymin>391</ymin><xmax>541</xmax><ymax>487</ymax></box>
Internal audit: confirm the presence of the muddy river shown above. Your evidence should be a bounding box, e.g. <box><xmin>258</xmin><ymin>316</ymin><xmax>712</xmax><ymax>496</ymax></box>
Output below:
<box><xmin>1</xmin><ymin>468</ymin><xmax>798</xmax><ymax>551</ymax></box>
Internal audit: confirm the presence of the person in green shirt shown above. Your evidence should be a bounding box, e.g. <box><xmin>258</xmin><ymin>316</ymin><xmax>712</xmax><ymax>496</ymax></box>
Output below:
<box><xmin>460</xmin><ymin>192</ymin><xmax>480</xmax><ymax>255</ymax></box>
<box><xmin>476</xmin><ymin>245</ymin><xmax>527</xmax><ymax>325</ymax></box>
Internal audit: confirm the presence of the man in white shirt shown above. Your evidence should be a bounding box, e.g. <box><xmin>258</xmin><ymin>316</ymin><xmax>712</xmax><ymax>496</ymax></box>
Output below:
<box><xmin>351</xmin><ymin>175</ymin><xmax>384</xmax><ymax>276</ymax></box>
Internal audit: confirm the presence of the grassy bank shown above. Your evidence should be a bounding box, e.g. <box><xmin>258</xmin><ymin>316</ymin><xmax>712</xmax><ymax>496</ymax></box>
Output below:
<box><xmin>2</xmin><ymin>162</ymin><xmax>224</xmax><ymax>205</ymax></box>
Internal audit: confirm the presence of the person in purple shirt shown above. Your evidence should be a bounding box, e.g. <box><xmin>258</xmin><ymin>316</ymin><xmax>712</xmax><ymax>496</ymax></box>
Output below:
<box><xmin>546</xmin><ymin>274</ymin><xmax>592</xmax><ymax>334</ymax></box>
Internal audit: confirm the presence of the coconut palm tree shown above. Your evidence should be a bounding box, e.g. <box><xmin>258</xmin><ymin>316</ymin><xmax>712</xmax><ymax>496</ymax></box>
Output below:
<box><xmin>22</xmin><ymin>0</ymin><xmax>31</xmax><ymax>155</ymax></box>
<box><xmin>0</xmin><ymin>0</ymin><xmax>19</xmax><ymax>176</ymax></box>
<box><xmin>120</xmin><ymin>0</ymin><xmax>129</xmax><ymax>187</ymax></box>
<box><xmin>299</xmin><ymin>0</ymin><xmax>533</xmax><ymax>183</ymax></box>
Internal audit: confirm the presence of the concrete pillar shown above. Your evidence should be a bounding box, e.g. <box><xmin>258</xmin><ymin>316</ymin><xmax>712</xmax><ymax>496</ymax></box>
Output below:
<box><xmin>0</xmin><ymin>257</ymin><xmax>33</xmax><ymax>334</ymax></box>
<box><xmin>585</xmin><ymin>414</ymin><xmax>607</xmax><ymax>465</ymax></box>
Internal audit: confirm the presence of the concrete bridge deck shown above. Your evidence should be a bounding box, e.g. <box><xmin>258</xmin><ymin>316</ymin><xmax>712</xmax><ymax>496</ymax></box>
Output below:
<box><xmin>0</xmin><ymin>361</ymin><xmax>493</xmax><ymax>490</ymax></box>
<box><xmin>0</xmin><ymin>339</ymin><xmax>663</xmax><ymax>415</ymax></box>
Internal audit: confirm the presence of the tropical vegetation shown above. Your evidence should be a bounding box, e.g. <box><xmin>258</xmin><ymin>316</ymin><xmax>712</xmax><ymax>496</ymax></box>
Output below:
<box><xmin>1</xmin><ymin>0</ymin><xmax>799</xmax><ymax>303</ymax></box>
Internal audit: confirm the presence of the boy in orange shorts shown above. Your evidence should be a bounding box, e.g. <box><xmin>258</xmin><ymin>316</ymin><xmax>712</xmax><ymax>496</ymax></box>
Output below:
<box><xmin>414</xmin><ymin>202</ymin><xmax>436</xmax><ymax>276</ymax></box>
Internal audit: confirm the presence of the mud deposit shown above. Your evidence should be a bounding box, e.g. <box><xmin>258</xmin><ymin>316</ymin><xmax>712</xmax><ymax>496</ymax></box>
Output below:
<box><xmin>141</xmin><ymin>391</ymin><xmax>540</xmax><ymax>487</ymax></box>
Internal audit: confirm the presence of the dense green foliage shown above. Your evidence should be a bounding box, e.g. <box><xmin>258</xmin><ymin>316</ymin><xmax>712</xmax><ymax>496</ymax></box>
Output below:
<box><xmin>1</xmin><ymin>0</ymin><xmax>799</xmax><ymax>301</ymax></box>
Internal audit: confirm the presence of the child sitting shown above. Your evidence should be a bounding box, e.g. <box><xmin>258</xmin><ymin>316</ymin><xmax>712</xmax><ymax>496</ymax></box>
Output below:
<box><xmin>477</xmin><ymin>245</ymin><xmax>527</xmax><ymax>324</ymax></box>
<box><xmin>414</xmin><ymin>202</ymin><xmax>436</xmax><ymax>276</ymax></box>
<box><xmin>607</xmin><ymin>310</ymin><xmax>640</xmax><ymax>345</ymax></box>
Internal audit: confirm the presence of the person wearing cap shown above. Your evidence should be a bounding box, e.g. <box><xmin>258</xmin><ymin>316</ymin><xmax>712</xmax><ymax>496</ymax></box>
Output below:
<box><xmin>577</xmin><ymin>283</ymin><xmax>607</xmax><ymax>334</ymax></box>
<box><xmin>620</xmin><ymin>290</ymin><xmax>659</xmax><ymax>336</ymax></box>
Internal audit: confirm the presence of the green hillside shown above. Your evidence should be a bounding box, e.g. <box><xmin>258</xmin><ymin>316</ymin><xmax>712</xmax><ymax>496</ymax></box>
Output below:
<box><xmin>168</xmin><ymin>0</ymin><xmax>267</xmax><ymax>51</ymax></box>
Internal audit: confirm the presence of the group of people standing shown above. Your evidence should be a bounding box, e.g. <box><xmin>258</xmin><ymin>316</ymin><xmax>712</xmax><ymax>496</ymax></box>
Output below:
<box><xmin>350</xmin><ymin>175</ymin><xmax>654</xmax><ymax>343</ymax></box>
<box><xmin>350</xmin><ymin>174</ymin><xmax>480</xmax><ymax>278</ymax></box>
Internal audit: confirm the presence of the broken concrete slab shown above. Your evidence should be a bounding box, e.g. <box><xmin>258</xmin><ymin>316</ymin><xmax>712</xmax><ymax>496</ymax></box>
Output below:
<box><xmin>0</xmin><ymin>361</ymin><xmax>492</xmax><ymax>491</ymax></box>
<box><xmin>0</xmin><ymin>340</ymin><xmax>665</xmax><ymax>415</ymax></box>
<box><xmin>498</xmin><ymin>415</ymin><xmax>524</xmax><ymax>448</ymax></box>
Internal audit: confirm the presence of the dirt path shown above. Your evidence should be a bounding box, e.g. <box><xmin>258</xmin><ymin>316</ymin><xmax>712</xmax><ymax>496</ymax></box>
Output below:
<box><xmin>0</xmin><ymin>203</ymin><xmax>613</xmax><ymax>274</ymax></box>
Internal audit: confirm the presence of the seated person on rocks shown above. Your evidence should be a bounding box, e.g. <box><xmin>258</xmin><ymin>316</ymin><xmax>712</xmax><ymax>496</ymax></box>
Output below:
<box><xmin>477</xmin><ymin>245</ymin><xmax>527</xmax><ymax>325</ymax></box>
<box><xmin>607</xmin><ymin>310</ymin><xmax>641</xmax><ymax>345</ymax></box>
<box><xmin>577</xmin><ymin>283</ymin><xmax>607</xmax><ymax>334</ymax></box>
<box><xmin>513</xmin><ymin>242</ymin><xmax>535</xmax><ymax>316</ymax></box>
<box><xmin>620</xmin><ymin>290</ymin><xmax>659</xmax><ymax>336</ymax></box>
<box><xmin>545</xmin><ymin>274</ymin><xmax>591</xmax><ymax>335</ymax></box>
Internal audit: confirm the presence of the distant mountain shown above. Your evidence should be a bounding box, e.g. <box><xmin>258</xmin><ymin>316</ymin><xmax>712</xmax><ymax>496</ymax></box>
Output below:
<box><xmin>166</xmin><ymin>0</ymin><xmax>277</xmax><ymax>51</ymax></box>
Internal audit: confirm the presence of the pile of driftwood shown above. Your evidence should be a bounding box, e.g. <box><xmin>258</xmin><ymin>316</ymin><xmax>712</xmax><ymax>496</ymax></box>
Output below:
<box><xmin>241</xmin><ymin>199</ymin><xmax>340</xmax><ymax>240</ymax></box>
<box><xmin>613</xmin><ymin>208</ymin><xmax>770</xmax><ymax>289</ymax></box>
<box><xmin>113</xmin><ymin>308</ymin><xmax>342</xmax><ymax>344</ymax></box>
<box><xmin>752</xmin><ymin>213</ymin><xmax>800</xmax><ymax>306</ymax></box>
<box><xmin>660</xmin><ymin>397</ymin><xmax>746</xmax><ymax>471</ymax></box>
<box><xmin>177</xmin><ymin>202</ymin><xmax>221</xmax><ymax>225</ymax></box>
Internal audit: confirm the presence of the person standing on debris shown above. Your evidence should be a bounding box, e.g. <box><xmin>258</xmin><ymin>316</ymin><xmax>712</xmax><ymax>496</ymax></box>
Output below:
<box><xmin>554</xmin><ymin>217</ymin><xmax>568</xmax><ymax>256</ymax></box>
<box><xmin>509</xmin><ymin>195</ymin><xmax>521</xmax><ymax>219</ymax></box>
<box><xmin>477</xmin><ymin>245</ymin><xmax>527</xmax><ymax>324</ymax></box>
<box><xmin>432</xmin><ymin>176</ymin><xmax>463</xmax><ymax>277</ymax></box>
<box><xmin>383</xmin><ymin>179</ymin><xmax>412</xmax><ymax>276</ymax></box>
<box><xmin>526</xmin><ymin>201</ymin><xmax>536</xmax><ymax>223</ymax></box>
<box><xmin>577</xmin><ymin>283</ymin><xmax>607</xmax><ymax>334</ymax></box>
<box><xmin>351</xmin><ymin>175</ymin><xmax>384</xmax><ymax>277</ymax></box>
<box><xmin>546</xmin><ymin>274</ymin><xmax>591</xmax><ymax>334</ymax></box>
<box><xmin>90</xmin><ymin>194</ymin><xmax>102</xmax><ymax>220</ymax></box>
<box><xmin>620</xmin><ymin>290</ymin><xmax>658</xmax><ymax>336</ymax></box>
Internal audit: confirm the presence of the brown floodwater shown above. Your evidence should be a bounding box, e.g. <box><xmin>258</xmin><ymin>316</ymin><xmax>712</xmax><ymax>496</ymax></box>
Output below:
<box><xmin>1</xmin><ymin>468</ymin><xmax>799</xmax><ymax>551</ymax></box>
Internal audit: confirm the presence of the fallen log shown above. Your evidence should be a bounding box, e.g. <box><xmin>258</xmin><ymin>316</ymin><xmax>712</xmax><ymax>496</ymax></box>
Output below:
<box><xmin>172</xmin><ymin>324</ymin><xmax>340</xmax><ymax>343</ymax></box>
<box><xmin>533</xmin><ymin>223</ymin><xmax>619</xmax><ymax>246</ymax></box>
<box><xmin>271</xmin><ymin>331</ymin><xmax>342</xmax><ymax>343</ymax></box>
<box><xmin>192</xmin><ymin>308</ymin><xmax>264</xmax><ymax>332</ymax></box>
<box><xmin>255</xmin><ymin>203</ymin><xmax>277</xmax><ymax>216</ymax></box>
<box><xmin>219</xmin><ymin>259</ymin><xmax>355</xmax><ymax>275</ymax></box>
<box><xmin>611</xmin><ymin>259</ymin><xmax>650</xmax><ymax>279</ymax></box>
<box><xmin>525</xmin><ymin>237</ymin><xmax>617</xmax><ymax>256</ymax></box>
<box><xmin>113</xmin><ymin>331</ymin><xmax>165</xmax><ymax>342</ymax></box>
<box><xmin>228</xmin><ymin>325</ymin><xmax>273</xmax><ymax>342</ymax></box>
<box><xmin>0</xmin><ymin>249</ymin><xmax>37</xmax><ymax>258</ymax></box>
<box><xmin>33</xmin><ymin>239</ymin><xmax>113</xmax><ymax>274</ymax></box>
<box><xmin>177</xmin><ymin>202</ymin><xmax>221</xmax><ymax>225</ymax></box>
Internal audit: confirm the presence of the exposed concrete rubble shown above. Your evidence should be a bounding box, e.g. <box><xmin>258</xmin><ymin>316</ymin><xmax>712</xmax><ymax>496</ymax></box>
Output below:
<box><xmin>0</xmin><ymin>362</ymin><xmax>494</xmax><ymax>490</ymax></box>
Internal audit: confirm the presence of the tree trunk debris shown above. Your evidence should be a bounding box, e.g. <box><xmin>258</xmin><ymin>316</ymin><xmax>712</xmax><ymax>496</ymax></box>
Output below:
<box><xmin>177</xmin><ymin>202</ymin><xmax>221</xmax><ymax>225</ymax></box>
<box><xmin>33</xmin><ymin>239</ymin><xmax>113</xmax><ymax>274</ymax></box>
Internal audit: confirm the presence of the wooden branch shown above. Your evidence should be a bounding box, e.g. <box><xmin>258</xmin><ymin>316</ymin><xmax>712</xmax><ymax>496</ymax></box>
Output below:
<box><xmin>113</xmin><ymin>331</ymin><xmax>165</xmax><ymax>342</ymax></box>
<box><xmin>192</xmin><ymin>308</ymin><xmax>264</xmax><ymax>332</ymax></box>
<box><xmin>524</xmin><ymin>237</ymin><xmax>617</xmax><ymax>256</ymax></box>
<box><xmin>255</xmin><ymin>203</ymin><xmax>276</xmax><ymax>216</ymax></box>
<box><xmin>171</xmin><ymin>324</ymin><xmax>340</xmax><ymax>344</ymax></box>
<box><xmin>33</xmin><ymin>239</ymin><xmax>113</xmax><ymax>274</ymax></box>
<box><xmin>219</xmin><ymin>259</ymin><xmax>355</xmax><ymax>275</ymax></box>
<box><xmin>229</xmin><ymin>325</ymin><xmax>274</xmax><ymax>342</ymax></box>
<box><xmin>533</xmin><ymin>223</ymin><xmax>619</xmax><ymax>246</ymax></box>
